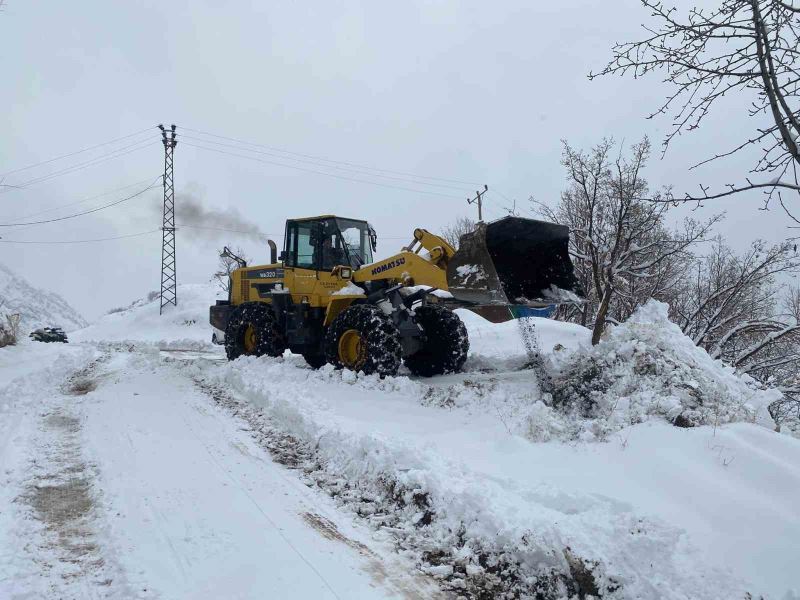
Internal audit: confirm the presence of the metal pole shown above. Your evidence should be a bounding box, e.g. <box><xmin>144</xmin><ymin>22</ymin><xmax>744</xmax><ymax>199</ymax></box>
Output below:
<box><xmin>467</xmin><ymin>184</ymin><xmax>488</xmax><ymax>222</ymax></box>
<box><xmin>158</xmin><ymin>124</ymin><xmax>178</xmax><ymax>314</ymax></box>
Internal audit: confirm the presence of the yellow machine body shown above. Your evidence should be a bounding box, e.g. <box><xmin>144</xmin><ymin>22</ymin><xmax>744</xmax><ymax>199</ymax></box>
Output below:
<box><xmin>210</xmin><ymin>213</ymin><xmax>581</xmax><ymax>376</ymax></box>
<box><xmin>227</xmin><ymin>222</ymin><xmax>454</xmax><ymax>326</ymax></box>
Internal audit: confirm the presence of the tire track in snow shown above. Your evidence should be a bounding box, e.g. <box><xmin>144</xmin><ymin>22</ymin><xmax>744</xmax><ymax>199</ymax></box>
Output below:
<box><xmin>183</xmin><ymin>370</ymin><xmax>443</xmax><ymax>600</ymax></box>
<box><xmin>12</xmin><ymin>352</ymin><xmax>132</xmax><ymax>599</ymax></box>
<box><xmin>176</xmin><ymin>401</ymin><xmax>346</xmax><ymax>600</ymax></box>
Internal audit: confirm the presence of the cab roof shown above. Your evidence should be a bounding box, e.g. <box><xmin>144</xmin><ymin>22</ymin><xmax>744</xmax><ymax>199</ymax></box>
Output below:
<box><xmin>289</xmin><ymin>215</ymin><xmax>368</xmax><ymax>224</ymax></box>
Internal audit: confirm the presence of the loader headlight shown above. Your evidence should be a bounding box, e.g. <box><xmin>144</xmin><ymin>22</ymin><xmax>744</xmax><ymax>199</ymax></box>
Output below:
<box><xmin>339</xmin><ymin>267</ymin><xmax>352</xmax><ymax>279</ymax></box>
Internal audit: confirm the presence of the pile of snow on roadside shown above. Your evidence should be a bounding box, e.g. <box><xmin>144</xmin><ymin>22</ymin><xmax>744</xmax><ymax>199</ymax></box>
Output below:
<box><xmin>547</xmin><ymin>300</ymin><xmax>781</xmax><ymax>440</ymax></box>
<box><xmin>188</xmin><ymin>355</ymin><xmax>748</xmax><ymax>600</ymax></box>
<box><xmin>71</xmin><ymin>283</ymin><xmax>224</xmax><ymax>350</ymax></box>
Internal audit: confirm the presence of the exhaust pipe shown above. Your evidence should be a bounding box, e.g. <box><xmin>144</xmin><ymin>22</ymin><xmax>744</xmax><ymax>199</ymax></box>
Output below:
<box><xmin>267</xmin><ymin>239</ymin><xmax>277</xmax><ymax>264</ymax></box>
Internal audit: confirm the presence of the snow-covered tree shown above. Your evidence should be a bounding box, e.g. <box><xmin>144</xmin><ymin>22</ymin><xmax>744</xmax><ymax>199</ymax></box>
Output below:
<box><xmin>440</xmin><ymin>216</ymin><xmax>476</xmax><ymax>250</ymax></box>
<box><xmin>213</xmin><ymin>246</ymin><xmax>249</xmax><ymax>292</ymax></box>
<box><xmin>672</xmin><ymin>241</ymin><xmax>800</xmax><ymax>430</ymax></box>
<box><xmin>672</xmin><ymin>239</ymin><xmax>799</xmax><ymax>363</ymax></box>
<box><xmin>537</xmin><ymin>138</ymin><xmax>716</xmax><ymax>344</ymax></box>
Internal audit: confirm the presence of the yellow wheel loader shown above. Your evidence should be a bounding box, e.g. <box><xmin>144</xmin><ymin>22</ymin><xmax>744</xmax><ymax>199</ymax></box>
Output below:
<box><xmin>209</xmin><ymin>215</ymin><xmax>582</xmax><ymax>377</ymax></box>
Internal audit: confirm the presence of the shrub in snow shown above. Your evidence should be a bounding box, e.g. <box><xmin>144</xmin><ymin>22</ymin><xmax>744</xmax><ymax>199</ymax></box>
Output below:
<box><xmin>549</xmin><ymin>300</ymin><xmax>779</xmax><ymax>438</ymax></box>
<box><xmin>769</xmin><ymin>394</ymin><xmax>800</xmax><ymax>438</ymax></box>
<box><xmin>0</xmin><ymin>323</ymin><xmax>14</xmax><ymax>348</ymax></box>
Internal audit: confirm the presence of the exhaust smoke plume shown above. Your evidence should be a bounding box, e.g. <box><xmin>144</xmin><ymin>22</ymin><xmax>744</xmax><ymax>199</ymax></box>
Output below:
<box><xmin>154</xmin><ymin>193</ymin><xmax>267</xmax><ymax>242</ymax></box>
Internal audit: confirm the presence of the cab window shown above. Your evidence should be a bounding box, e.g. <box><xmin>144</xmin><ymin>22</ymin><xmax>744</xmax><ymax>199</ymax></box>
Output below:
<box><xmin>285</xmin><ymin>221</ymin><xmax>319</xmax><ymax>270</ymax></box>
<box><xmin>319</xmin><ymin>219</ymin><xmax>348</xmax><ymax>270</ymax></box>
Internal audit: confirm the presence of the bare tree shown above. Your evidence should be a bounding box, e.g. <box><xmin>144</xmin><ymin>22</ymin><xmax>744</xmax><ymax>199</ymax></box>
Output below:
<box><xmin>591</xmin><ymin>1</ymin><xmax>800</xmax><ymax>222</ymax></box>
<box><xmin>440</xmin><ymin>216</ymin><xmax>476</xmax><ymax>249</ymax></box>
<box><xmin>537</xmin><ymin>138</ymin><xmax>717</xmax><ymax>344</ymax></box>
<box><xmin>213</xmin><ymin>246</ymin><xmax>249</xmax><ymax>292</ymax></box>
<box><xmin>669</xmin><ymin>237</ymin><xmax>800</xmax><ymax>433</ymax></box>
<box><xmin>672</xmin><ymin>238</ymin><xmax>799</xmax><ymax>361</ymax></box>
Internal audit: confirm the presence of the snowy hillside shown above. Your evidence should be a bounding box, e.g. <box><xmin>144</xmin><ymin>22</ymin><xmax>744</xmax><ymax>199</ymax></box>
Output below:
<box><xmin>2</xmin><ymin>282</ymin><xmax>798</xmax><ymax>599</ymax></box>
<box><xmin>71</xmin><ymin>283</ymin><xmax>226</xmax><ymax>348</ymax></box>
<box><xmin>0</xmin><ymin>262</ymin><xmax>88</xmax><ymax>333</ymax></box>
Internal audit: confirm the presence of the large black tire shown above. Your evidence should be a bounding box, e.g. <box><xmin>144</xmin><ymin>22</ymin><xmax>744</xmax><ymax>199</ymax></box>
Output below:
<box><xmin>224</xmin><ymin>302</ymin><xmax>286</xmax><ymax>361</ymax></box>
<box><xmin>404</xmin><ymin>304</ymin><xmax>469</xmax><ymax>377</ymax></box>
<box><xmin>302</xmin><ymin>352</ymin><xmax>327</xmax><ymax>370</ymax></box>
<box><xmin>324</xmin><ymin>305</ymin><xmax>401</xmax><ymax>377</ymax></box>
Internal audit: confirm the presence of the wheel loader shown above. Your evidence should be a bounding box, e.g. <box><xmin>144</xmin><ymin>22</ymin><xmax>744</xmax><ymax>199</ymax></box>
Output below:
<box><xmin>209</xmin><ymin>215</ymin><xmax>582</xmax><ymax>377</ymax></box>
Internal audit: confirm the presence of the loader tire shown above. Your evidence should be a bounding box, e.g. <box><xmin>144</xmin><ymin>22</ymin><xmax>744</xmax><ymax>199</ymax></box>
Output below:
<box><xmin>404</xmin><ymin>304</ymin><xmax>469</xmax><ymax>377</ymax></box>
<box><xmin>224</xmin><ymin>302</ymin><xmax>286</xmax><ymax>361</ymax></box>
<box><xmin>302</xmin><ymin>352</ymin><xmax>327</xmax><ymax>370</ymax></box>
<box><xmin>324</xmin><ymin>304</ymin><xmax>401</xmax><ymax>377</ymax></box>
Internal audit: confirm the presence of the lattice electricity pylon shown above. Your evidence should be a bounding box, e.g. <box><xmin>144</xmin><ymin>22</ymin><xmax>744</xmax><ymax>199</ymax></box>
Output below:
<box><xmin>158</xmin><ymin>124</ymin><xmax>178</xmax><ymax>314</ymax></box>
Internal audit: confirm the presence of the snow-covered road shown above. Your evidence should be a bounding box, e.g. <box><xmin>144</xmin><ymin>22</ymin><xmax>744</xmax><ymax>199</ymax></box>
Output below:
<box><xmin>0</xmin><ymin>345</ymin><xmax>438</xmax><ymax>600</ymax></box>
<box><xmin>3</xmin><ymin>286</ymin><xmax>800</xmax><ymax>599</ymax></box>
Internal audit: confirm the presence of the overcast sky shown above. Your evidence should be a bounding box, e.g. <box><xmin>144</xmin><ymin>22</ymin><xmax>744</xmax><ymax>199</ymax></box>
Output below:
<box><xmin>0</xmin><ymin>0</ymin><xmax>794</xmax><ymax>320</ymax></box>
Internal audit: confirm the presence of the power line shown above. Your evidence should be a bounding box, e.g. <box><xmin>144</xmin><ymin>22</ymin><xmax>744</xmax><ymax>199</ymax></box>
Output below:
<box><xmin>0</xmin><ymin>177</ymin><xmax>161</xmax><ymax>227</ymax></box>
<box><xmin>1</xmin><ymin>139</ymin><xmax>158</xmax><ymax>192</ymax></box>
<box><xmin>177</xmin><ymin>133</ymin><xmax>473</xmax><ymax>192</ymax></box>
<box><xmin>0</xmin><ymin>176</ymin><xmax>161</xmax><ymax>222</ymax></box>
<box><xmin>0</xmin><ymin>229</ymin><xmax>161</xmax><ymax>244</ymax></box>
<box><xmin>176</xmin><ymin>224</ymin><xmax>434</xmax><ymax>241</ymax></box>
<box><xmin>181</xmin><ymin>141</ymin><xmax>465</xmax><ymax>199</ymax></box>
<box><xmin>0</xmin><ymin>126</ymin><xmax>154</xmax><ymax>179</ymax></box>
<box><xmin>177</xmin><ymin>224</ymin><xmax>270</xmax><ymax>237</ymax></box>
<box><xmin>182</xmin><ymin>126</ymin><xmax>482</xmax><ymax>187</ymax></box>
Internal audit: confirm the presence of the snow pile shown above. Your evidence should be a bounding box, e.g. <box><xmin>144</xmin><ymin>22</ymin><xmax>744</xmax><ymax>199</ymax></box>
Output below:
<box><xmin>186</xmin><ymin>353</ymin><xmax>794</xmax><ymax>599</ymax></box>
<box><xmin>331</xmin><ymin>281</ymin><xmax>366</xmax><ymax>296</ymax></box>
<box><xmin>456</xmin><ymin>308</ymin><xmax>590</xmax><ymax>371</ymax></box>
<box><xmin>0</xmin><ymin>262</ymin><xmax>88</xmax><ymax>334</ymax></box>
<box><xmin>71</xmin><ymin>283</ymin><xmax>224</xmax><ymax>349</ymax></box>
<box><xmin>549</xmin><ymin>300</ymin><xmax>781</xmax><ymax>440</ymax></box>
<box><xmin>189</xmin><ymin>358</ymin><xmax>624</xmax><ymax>598</ymax></box>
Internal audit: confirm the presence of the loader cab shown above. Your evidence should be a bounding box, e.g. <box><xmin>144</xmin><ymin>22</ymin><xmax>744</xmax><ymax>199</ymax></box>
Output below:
<box><xmin>282</xmin><ymin>216</ymin><xmax>376</xmax><ymax>272</ymax></box>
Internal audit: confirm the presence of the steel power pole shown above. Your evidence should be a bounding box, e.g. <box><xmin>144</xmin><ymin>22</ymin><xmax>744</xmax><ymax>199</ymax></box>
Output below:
<box><xmin>158</xmin><ymin>124</ymin><xmax>178</xmax><ymax>314</ymax></box>
<box><xmin>467</xmin><ymin>184</ymin><xmax>488</xmax><ymax>222</ymax></box>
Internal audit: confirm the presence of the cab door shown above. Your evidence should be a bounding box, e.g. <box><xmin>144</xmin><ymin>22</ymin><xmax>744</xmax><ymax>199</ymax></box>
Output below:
<box><xmin>284</xmin><ymin>220</ymin><xmax>320</xmax><ymax>301</ymax></box>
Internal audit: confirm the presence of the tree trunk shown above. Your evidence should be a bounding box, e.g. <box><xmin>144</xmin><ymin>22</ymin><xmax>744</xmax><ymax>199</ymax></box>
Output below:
<box><xmin>592</xmin><ymin>285</ymin><xmax>613</xmax><ymax>345</ymax></box>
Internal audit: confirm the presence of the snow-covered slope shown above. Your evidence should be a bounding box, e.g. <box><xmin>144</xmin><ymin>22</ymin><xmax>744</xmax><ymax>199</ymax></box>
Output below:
<box><xmin>0</xmin><ymin>262</ymin><xmax>87</xmax><ymax>333</ymax></box>
<box><xmin>71</xmin><ymin>283</ymin><xmax>225</xmax><ymax>348</ymax></box>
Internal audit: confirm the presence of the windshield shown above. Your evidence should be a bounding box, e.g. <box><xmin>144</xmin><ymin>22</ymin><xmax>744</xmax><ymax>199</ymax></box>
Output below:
<box><xmin>335</xmin><ymin>218</ymin><xmax>373</xmax><ymax>268</ymax></box>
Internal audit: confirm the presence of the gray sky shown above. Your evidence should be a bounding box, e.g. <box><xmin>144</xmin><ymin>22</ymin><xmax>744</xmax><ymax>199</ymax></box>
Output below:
<box><xmin>0</xmin><ymin>0</ymin><xmax>794</xmax><ymax>320</ymax></box>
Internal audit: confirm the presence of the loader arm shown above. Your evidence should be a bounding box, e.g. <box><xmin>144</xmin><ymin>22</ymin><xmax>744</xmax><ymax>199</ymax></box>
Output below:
<box><xmin>352</xmin><ymin>249</ymin><xmax>449</xmax><ymax>289</ymax></box>
<box><xmin>403</xmin><ymin>228</ymin><xmax>455</xmax><ymax>267</ymax></box>
<box><xmin>351</xmin><ymin>227</ymin><xmax>454</xmax><ymax>289</ymax></box>
<box><xmin>354</xmin><ymin>217</ymin><xmax>583</xmax><ymax>317</ymax></box>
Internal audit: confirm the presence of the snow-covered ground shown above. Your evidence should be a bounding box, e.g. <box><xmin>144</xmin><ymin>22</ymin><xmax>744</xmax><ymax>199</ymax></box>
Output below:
<box><xmin>1</xmin><ymin>282</ymin><xmax>798</xmax><ymax>599</ymax></box>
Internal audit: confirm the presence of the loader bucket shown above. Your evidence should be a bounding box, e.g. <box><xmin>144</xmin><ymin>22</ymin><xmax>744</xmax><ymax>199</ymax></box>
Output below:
<box><xmin>446</xmin><ymin>217</ymin><xmax>583</xmax><ymax>309</ymax></box>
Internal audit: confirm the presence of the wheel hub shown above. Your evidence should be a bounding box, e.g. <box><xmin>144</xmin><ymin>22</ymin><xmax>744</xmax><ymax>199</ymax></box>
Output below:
<box><xmin>243</xmin><ymin>324</ymin><xmax>258</xmax><ymax>354</ymax></box>
<box><xmin>338</xmin><ymin>328</ymin><xmax>366</xmax><ymax>370</ymax></box>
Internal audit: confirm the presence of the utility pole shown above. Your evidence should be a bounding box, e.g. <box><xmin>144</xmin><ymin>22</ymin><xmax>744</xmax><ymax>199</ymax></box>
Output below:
<box><xmin>467</xmin><ymin>184</ymin><xmax>488</xmax><ymax>222</ymax></box>
<box><xmin>158</xmin><ymin>124</ymin><xmax>178</xmax><ymax>315</ymax></box>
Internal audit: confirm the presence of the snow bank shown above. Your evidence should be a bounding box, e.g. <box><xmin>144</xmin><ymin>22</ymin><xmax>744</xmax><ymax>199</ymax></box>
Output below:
<box><xmin>71</xmin><ymin>283</ymin><xmax>224</xmax><ymax>349</ymax></box>
<box><xmin>549</xmin><ymin>301</ymin><xmax>781</xmax><ymax>440</ymax></box>
<box><xmin>456</xmin><ymin>308</ymin><xmax>590</xmax><ymax>371</ymax></box>
<box><xmin>184</xmin><ymin>351</ymin><xmax>800</xmax><ymax>599</ymax></box>
<box><xmin>0</xmin><ymin>262</ymin><xmax>87</xmax><ymax>333</ymax></box>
